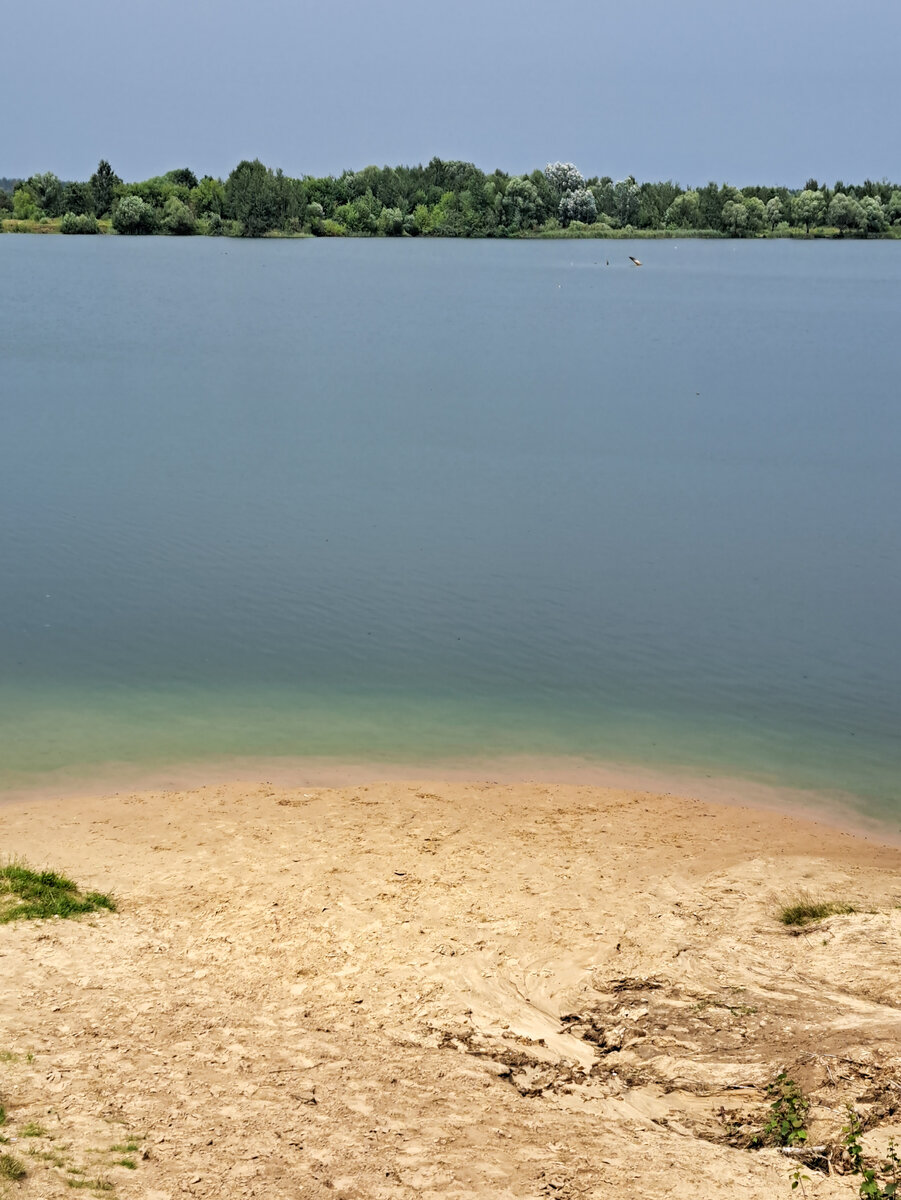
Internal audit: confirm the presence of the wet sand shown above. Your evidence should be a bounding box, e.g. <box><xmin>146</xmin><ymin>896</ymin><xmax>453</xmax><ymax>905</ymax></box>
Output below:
<box><xmin>1</xmin><ymin>775</ymin><xmax>900</xmax><ymax>1198</ymax></box>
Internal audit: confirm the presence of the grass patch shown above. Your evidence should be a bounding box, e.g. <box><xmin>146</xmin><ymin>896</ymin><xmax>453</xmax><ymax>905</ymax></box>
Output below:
<box><xmin>108</xmin><ymin>1143</ymin><xmax>138</xmax><ymax>1155</ymax></box>
<box><xmin>18</xmin><ymin>1122</ymin><xmax>46</xmax><ymax>1138</ymax></box>
<box><xmin>779</xmin><ymin>894</ymin><xmax>857</xmax><ymax>927</ymax></box>
<box><xmin>114</xmin><ymin>1158</ymin><xmax>136</xmax><ymax>1169</ymax></box>
<box><xmin>0</xmin><ymin>1152</ymin><xmax>26</xmax><ymax>1181</ymax></box>
<box><xmin>66</xmin><ymin>1179</ymin><xmax>113</xmax><ymax>1191</ymax></box>
<box><xmin>0</xmin><ymin>862</ymin><xmax>115</xmax><ymax>924</ymax></box>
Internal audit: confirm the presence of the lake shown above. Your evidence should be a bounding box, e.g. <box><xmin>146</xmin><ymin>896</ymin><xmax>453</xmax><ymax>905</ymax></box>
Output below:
<box><xmin>1</xmin><ymin>235</ymin><xmax>899</xmax><ymax>822</ymax></box>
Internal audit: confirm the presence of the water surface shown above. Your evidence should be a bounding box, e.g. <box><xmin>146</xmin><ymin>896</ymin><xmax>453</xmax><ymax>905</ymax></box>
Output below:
<box><xmin>1</xmin><ymin>237</ymin><xmax>899</xmax><ymax>820</ymax></box>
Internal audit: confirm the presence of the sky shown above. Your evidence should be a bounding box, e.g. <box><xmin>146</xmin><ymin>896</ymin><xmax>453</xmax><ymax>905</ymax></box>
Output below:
<box><xmin>4</xmin><ymin>0</ymin><xmax>899</xmax><ymax>187</ymax></box>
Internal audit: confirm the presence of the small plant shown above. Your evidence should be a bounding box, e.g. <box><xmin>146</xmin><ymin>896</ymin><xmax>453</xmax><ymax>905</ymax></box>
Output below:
<box><xmin>19</xmin><ymin>1121</ymin><xmax>46</xmax><ymax>1137</ymax></box>
<box><xmin>0</xmin><ymin>862</ymin><xmax>115</xmax><ymax>923</ymax></box>
<box><xmin>779</xmin><ymin>894</ymin><xmax>856</xmax><ymax>927</ymax></box>
<box><xmin>0</xmin><ymin>1151</ymin><xmax>26</xmax><ymax>1180</ymax></box>
<box><xmin>843</xmin><ymin>1111</ymin><xmax>899</xmax><ymax>1198</ymax></box>
<box><xmin>790</xmin><ymin>1166</ymin><xmax>811</xmax><ymax>1195</ymax></box>
<box><xmin>752</xmin><ymin>1072</ymin><xmax>809</xmax><ymax>1147</ymax></box>
<box><xmin>115</xmin><ymin>1158</ymin><xmax>136</xmax><ymax>1169</ymax></box>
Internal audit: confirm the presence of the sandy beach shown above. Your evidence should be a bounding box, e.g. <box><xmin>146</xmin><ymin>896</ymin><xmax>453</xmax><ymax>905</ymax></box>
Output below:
<box><xmin>1</xmin><ymin>775</ymin><xmax>900</xmax><ymax>1198</ymax></box>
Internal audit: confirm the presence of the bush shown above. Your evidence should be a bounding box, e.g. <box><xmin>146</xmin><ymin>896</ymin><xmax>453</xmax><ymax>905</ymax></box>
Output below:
<box><xmin>162</xmin><ymin>196</ymin><xmax>196</xmax><ymax>235</ymax></box>
<box><xmin>111</xmin><ymin>195</ymin><xmax>158</xmax><ymax>234</ymax></box>
<box><xmin>60</xmin><ymin>211</ymin><xmax>99</xmax><ymax>234</ymax></box>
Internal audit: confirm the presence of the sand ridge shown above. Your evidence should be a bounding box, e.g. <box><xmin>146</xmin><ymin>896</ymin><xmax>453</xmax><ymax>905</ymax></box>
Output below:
<box><xmin>1</xmin><ymin>779</ymin><xmax>900</xmax><ymax>1198</ymax></box>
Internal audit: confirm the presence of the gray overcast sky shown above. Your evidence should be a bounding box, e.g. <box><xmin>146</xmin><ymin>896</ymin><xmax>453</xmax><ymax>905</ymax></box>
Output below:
<box><xmin>5</xmin><ymin>0</ymin><xmax>899</xmax><ymax>186</ymax></box>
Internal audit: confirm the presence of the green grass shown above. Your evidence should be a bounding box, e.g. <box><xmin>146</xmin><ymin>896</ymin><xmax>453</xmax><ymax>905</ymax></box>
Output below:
<box><xmin>778</xmin><ymin>895</ymin><xmax>857</xmax><ymax>927</ymax></box>
<box><xmin>107</xmin><ymin>1143</ymin><xmax>138</xmax><ymax>1155</ymax></box>
<box><xmin>114</xmin><ymin>1159</ymin><xmax>136</xmax><ymax>1169</ymax></box>
<box><xmin>18</xmin><ymin>1122</ymin><xmax>46</xmax><ymax>1138</ymax></box>
<box><xmin>0</xmin><ymin>862</ymin><xmax>115</xmax><ymax>924</ymax></box>
<box><xmin>66</xmin><ymin>1179</ymin><xmax>112</xmax><ymax>1191</ymax></box>
<box><xmin>0</xmin><ymin>1153</ymin><xmax>26</xmax><ymax>1181</ymax></box>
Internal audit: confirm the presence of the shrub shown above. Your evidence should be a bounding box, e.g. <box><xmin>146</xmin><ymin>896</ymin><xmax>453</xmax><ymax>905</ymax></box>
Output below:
<box><xmin>111</xmin><ymin>195</ymin><xmax>158</xmax><ymax>234</ymax></box>
<box><xmin>60</xmin><ymin>212</ymin><xmax>99</xmax><ymax>234</ymax></box>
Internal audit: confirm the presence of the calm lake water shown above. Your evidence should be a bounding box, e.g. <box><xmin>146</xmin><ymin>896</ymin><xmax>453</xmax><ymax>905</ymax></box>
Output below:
<box><xmin>1</xmin><ymin>236</ymin><xmax>899</xmax><ymax>820</ymax></box>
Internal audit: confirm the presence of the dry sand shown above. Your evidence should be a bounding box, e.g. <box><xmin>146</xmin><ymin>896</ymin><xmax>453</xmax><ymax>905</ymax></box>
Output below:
<box><xmin>1</xmin><ymin>777</ymin><xmax>900</xmax><ymax>1198</ymax></box>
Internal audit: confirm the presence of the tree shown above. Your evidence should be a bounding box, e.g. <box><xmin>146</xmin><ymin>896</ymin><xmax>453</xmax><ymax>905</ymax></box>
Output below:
<box><xmin>377</xmin><ymin>206</ymin><xmax>404</xmax><ymax>236</ymax></box>
<box><xmin>189</xmin><ymin>176</ymin><xmax>226</xmax><ymax>216</ymax></box>
<box><xmin>792</xmin><ymin>189</ymin><xmax>826</xmax><ymax>233</ymax></box>
<box><xmin>545</xmin><ymin>162</ymin><xmax>584</xmax><ymax>195</ymax></box>
<box><xmin>721</xmin><ymin>199</ymin><xmax>748</xmax><ymax>236</ymax></box>
<box><xmin>60</xmin><ymin>212</ymin><xmax>99</xmax><ymax>234</ymax></box>
<box><xmin>89</xmin><ymin>160</ymin><xmax>121</xmax><ymax>216</ymax></box>
<box><xmin>162</xmin><ymin>196</ymin><xmax>196</xmax><ymax>235</ymax></box>
<box><xmin>12</xmin><ymin>187</ymin><xmax>39</xmax><ymax>220</ymax></box>
<box><xmin>887</xmin><ymin>190</ymin><xmax>901</xmax><ymax>225</ymax></box>
<box><xmin>225</xmin><ymin>159</ymin><xmax>279</xmax><ymax>236</ymax></box>
<box><xmin>664</xmin><ymin>190</ymin><xmax>701</xmax><ymax>229</ymax></box>
<box><xmin>501</xmin><ymin>177</ymin><xmax>542</xmax><ymax>230</ymax></box>
<box><xmin>828</xmin><ymin>191</ymin><xmax>864</xmax><ymax>234</ymax></box>
<box><xmin>743</xmin><ymin>195</ymin><xmax>767</xmax><ymax>234</ymax></box>
<box><xmin>62</xmin><ymin>181</ymin><xmax>94</xmax><ymax>216</ymax></box>
<box><xmin>858</xmin><ymin>196</ymin><xmax>887</xmax><ymax>234</ymax></box>
<box><xmin>27</xmin><ymin>172</ymin><xmax>64</xmax><ymax>216</ymax></box>
<box><xmin>559</xmin><ymin>187</ymin><xmax>597</xmax><ymax>226</ymax></box>
<box><xmin>765</xmin><ymin>196</ymin><xmax>783</xmax><ymax>230</ymax></box>
<box><xmin>111</xmin><ymin>195</ymin><xmax>158</xmax><ymax>234</ymax></box>
<box><xmin>612</xmin><ymin>178</ymin><xmax>640</xmax><ymax>226</ymax></box>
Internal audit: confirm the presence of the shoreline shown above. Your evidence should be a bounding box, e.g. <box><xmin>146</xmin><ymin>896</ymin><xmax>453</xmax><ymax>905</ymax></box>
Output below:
<box><xmin>3</xmin><ymin>750</ymin><xmax>899</xmax><ymax>848</ymax></box>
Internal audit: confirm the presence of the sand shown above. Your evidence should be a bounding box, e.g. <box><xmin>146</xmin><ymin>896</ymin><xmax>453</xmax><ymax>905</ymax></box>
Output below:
<box><xmin>1</xmin><ymin>776</ymin><xmax>900</xmax><ymax>1198</ymax></box>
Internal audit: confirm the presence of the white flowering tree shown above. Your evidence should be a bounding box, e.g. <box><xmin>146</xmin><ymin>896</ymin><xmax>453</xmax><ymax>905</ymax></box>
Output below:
<box><xmin>545</xmin><ymin>162</ymin><xmax>584</xmax><ymax>195</ymax></box>
<box><xmin>559</xmin><ymin>187</ymin><xmax>597</xmax><ymax>226</ymax></box>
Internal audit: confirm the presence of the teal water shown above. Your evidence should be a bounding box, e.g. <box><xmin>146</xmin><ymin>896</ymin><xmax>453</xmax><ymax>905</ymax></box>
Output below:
<box><xmin>1</xmin><ymin>236</ymin><xmax>899</xmax><ymax>817</ymax></box>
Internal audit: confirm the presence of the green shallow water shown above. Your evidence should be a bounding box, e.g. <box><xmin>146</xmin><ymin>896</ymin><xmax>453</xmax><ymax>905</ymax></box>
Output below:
<box><xmin>1</xmin><ymin>236</ymin><xmax>899</xmax><ymax>822</ymax></box>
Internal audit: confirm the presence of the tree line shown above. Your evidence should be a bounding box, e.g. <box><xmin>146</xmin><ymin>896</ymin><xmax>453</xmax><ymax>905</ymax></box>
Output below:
<box><xmin>2</xmin><ymin>159</ymin><xmax>900</xmax><ymax>238</ymax></box>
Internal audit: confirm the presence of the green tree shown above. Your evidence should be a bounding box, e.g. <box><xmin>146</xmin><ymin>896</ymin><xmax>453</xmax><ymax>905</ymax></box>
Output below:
<box><xmin>12</xmin><ymin>187</ymin><xmax>39</xmax><ymax>220</ymax></box>
<box><xmin>89</xmin><ymin>160</ymin><xmax>121</xmax><ymax>216</ymax></box>
<box><xmin>162</xmin><ymin>196</ymin><xmax>196</xmax><ymax>234</ymax></box>
<box><xmin>60</xmin><ymin>211</ymin><xmax>99</xmax><ymax>234</ymax></box>
<box><xmin>225</xmin><ymin>159</ymin><xmax>279</xmax><ymax>236</ymax></box>
<box><xmin>792</xmin><ymin>189</ymin><xmax>826</xmax><ymax>233</ymax></box>
<box><xmin>743</xmin><ymin>195</ymin><xmax>766</xmax><ymax>234</ymax></box>
<box><xmin>721</xmin><ymin>199</ymin><xmax>749</xmax><ymax>235</ymax></box>
<box><xmin>765</xmin><ymin>196</ymin><xmax>783</xmax><ymax>230</ymax></box>
<box><xmin>62</xmin><ymin>181</ymin><xmax>94</xmax><ymax>216</ymax></box>
<box><xmin>189</xmin><ymin>176</ymin><xmax>226</xmax><ymax>216</ymax></box>
<box><xmin>887</xmin><ymin>190</ymin><xmax>901</xmax><ymax>225</ymax></box>
<box><xmin>501</xmin><ymin>177</ymin><xmax>542</xmax><ymax>230</ymax></box>
<box><xmin>664</xmin><ymin>190</ymin><xmax>701</xmax><ymax>229</ymax></box>
<box><xmin>828</xmin><ymin>191</ymin><xmax>864</xmax><ymax>234</ymax></box>
<box><xmin>858</xmin><ymin>195</ymin><xmax>887</xmax><ymax>233</ymax></box>
<box><xmin>559</xmin><ymin>187</ymin><xmax>597</xmax><ymax>226</ymax></box>
<box><xmin>27</xmin><ymin>172</ymin><xmax>64</xmax><ymax>216</ymax></box>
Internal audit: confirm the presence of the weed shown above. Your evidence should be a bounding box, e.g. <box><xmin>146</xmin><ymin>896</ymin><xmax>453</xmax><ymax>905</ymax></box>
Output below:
<box><xmin>842</xmin><ymin>1112</ymin><xmax>899</xmax><ymax>1198</ymax></box>
<box><xmin>19</xmin><ymin>1121</ymin><xmax>46</xmax><ymax>1138</ymax></box>
<box><xmin>0</xmin><ymin>1053</ymin><xmax>17</xmax><ymax>1064</ymax></box>
<box><xmin>779</xmin><ymin>894</ymin><xmax>856</xmax><ymax>927</ymax></box>
<box><xmin>0</xmin><ymin>862</ymin><xmax>115</xmax><ymax>923</ymax></box>
<box><xmin>108</xmin><ymin>1143</ymin><xmax>138</xmax><ymax>1154</ymax></box>
<box><xmin>0</xmin><ymin>1153</ymin><xmax>26</xmax><ymax>1181</ymax></box>
<box><xmin>66</xmin><ymin>1179</ymin><xmax>113</xmax><ymax>1191</ymax></box>
<box><xmin>114</xmin><ymin>1159</ymin><xmax>136</xmax><ymax>1169</ymax></box>
<box><xmin>790</xmin><ymin>1166</ymin><xmax>811</xmax><ymax>1195</ymax></box>
<box><xmin>752</xmin><ymin>1072</ymin><xmax>809</xmax><ymax>1147</ymax></box>
<box><xmin>0</xmin><ymin>1107</ymin><xmax>5</xmax><ymax>1126</ymax></box>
